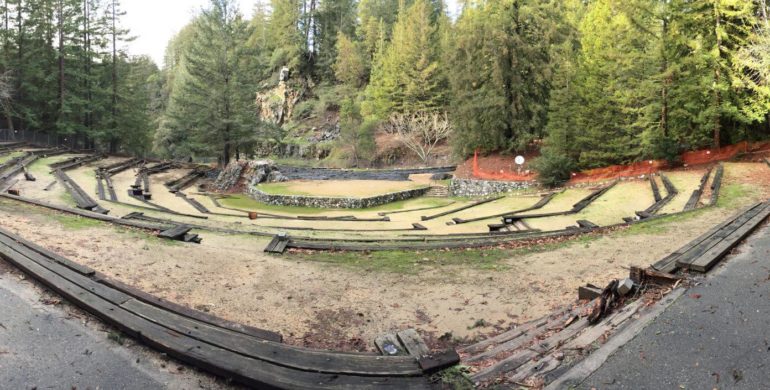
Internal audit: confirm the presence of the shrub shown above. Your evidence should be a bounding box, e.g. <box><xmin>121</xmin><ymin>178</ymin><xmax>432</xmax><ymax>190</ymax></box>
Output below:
<box><xmin>531</xmin><ymin>149</ymin><xmax>577</xmax><ymax>188</ymax></box>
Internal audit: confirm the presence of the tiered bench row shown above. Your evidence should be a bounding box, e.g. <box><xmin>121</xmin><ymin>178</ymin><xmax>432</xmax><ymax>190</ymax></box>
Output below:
<box><xmin>0</xmin><ymin>226</ymin><xmax>457</xmax><ymax>389</ymax></box>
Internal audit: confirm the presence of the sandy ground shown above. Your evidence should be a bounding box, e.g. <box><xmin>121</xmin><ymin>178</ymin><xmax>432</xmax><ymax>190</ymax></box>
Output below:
<box><xmin>257</xmin><ymin>180</ymin><xmax>426</xmax><ymax>197</ymax></box>
<box><xmin>0</xmin><ymin>178</ymin><xmax>762</xmax><ymax>352</ymax></box>
<box><xmin>2</xmin><ymin>156</ymin><xmax>766</xmax><ymax>353</ymax></box>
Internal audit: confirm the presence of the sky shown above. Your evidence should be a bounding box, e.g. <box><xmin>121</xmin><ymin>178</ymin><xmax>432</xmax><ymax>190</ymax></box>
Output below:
<box><xmin>123</xmin><ymin>0</ymin><xmax>261</xmax><ymax>67</ymax></box>
<box><xmin>123</xmin><ymin>0</ymin><xmax>459</xmax><ymax>68</ymax></box>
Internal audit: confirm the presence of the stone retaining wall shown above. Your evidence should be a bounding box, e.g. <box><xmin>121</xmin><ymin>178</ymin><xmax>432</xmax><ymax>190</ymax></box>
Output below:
<box><xmin>450</xmin><ymin>178</ymin><xmax>534</xmax><ymax>197</ymax></box>
<box><xmin>247</xmin><ymin>186</ymin><xmax>431</xmax><ymax>209</ymax></box>
<box><xmin>277</xmin><ymin>166</ymin><xmax>456</xmax><ymax>181</ymax></box>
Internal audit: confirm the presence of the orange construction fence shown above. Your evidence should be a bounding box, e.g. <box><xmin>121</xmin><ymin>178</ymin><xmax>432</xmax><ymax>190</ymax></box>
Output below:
<box><xmin>470</xmin><ymin>141</ymin><xmax>770</xmax><ymax>184</ymax></box>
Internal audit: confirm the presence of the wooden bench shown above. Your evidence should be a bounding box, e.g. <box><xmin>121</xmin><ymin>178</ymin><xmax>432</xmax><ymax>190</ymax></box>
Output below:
<box><xmin>0</xmin><ymin>228</ymin><xmax>434</xmax><ymax>389</ymax></box>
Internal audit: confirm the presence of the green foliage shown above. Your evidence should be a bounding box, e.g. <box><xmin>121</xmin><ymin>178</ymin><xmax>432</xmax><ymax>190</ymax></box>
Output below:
<box><xmin>449</xmin><ymin>0</ymin><xmax>568</xmax><ymax>155</ymax></box>
<box><xmin>363</xmin><ymin>0</ymin><xmax>448</xmax><ymax>119</ymax></box>
<box><xmin>531</xmin><ymin>148</ymin><xmax>577</xmax><ymax>188</ymax></box>
<box><xmin>337</xmin><ymin>97</ymin><xmax>375</xmax><ymax>166</ymax></box>
<box><xmin>333</xmin><ymin>33</ymin><xmax>368</xmax><ymax>88</ymax></box>
<box><xmin>0</xmin><ymin>0</ymin><xmax>157</xmax><ymax>153</ymax></box>
<box><xmin>157</xmin><ymin>0</ymin><xmax>256</xmax><ymax>164</ymax></box>
<box><xmin>3</xmin><ymin>0</ymin><xmax>770</xmax><ymax>170</ymax></box>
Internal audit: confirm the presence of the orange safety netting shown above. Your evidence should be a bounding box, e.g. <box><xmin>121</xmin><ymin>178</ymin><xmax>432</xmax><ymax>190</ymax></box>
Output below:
<box><xmin>569</xmin><ymin>160</ymin><xmax>668</xmax><ymax>184</ymax></box>
<box><xmin>471</xmin><ymin>151</ymin><xmax>536</xmax><ymax>181</ymax></box>
<box><xmin>468</xmin><ymin>141</ymin><xmax>770</xmax><ymax>184</ymax></box>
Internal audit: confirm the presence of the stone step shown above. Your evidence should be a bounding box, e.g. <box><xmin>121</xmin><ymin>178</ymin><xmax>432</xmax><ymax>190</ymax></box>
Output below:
<box><xmin>425</xmin><ymin>186</ymin><xmax>449</xmax><ymax>198</ymax></box>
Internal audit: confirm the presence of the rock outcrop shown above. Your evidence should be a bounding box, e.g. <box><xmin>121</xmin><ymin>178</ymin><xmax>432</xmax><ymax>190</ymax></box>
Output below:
<box><xmin>255</xmin><ymin>70</ymin><xmax>301</xmax><ymax>126</ymax></box>
<box><xmin>213</xmin><ymin>160</ymin><xmax>287</xmax><ymax>192</ymax></box>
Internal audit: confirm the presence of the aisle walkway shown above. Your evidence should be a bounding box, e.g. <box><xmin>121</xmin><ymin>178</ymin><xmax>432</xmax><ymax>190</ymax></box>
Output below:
<box><xmin>581</xmin><ymin>224</ymin><xmax>770</xmax><ymax>389</ymax></box>
<box><xmin>0</xmin><ymin>265</ymin><xmax>222</xmax><ymax>389</ymax></box>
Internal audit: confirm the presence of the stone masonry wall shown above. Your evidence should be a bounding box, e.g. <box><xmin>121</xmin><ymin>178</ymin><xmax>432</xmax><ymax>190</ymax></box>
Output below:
<box><xmin>247</xmin><ymin>186</ymin><xmax>431</xmax><ymax>209</ymax></box>
<box><xmin>450</xmin><ymin>178</ymin><xmax>534</xmax><ymax>197</ymax></box>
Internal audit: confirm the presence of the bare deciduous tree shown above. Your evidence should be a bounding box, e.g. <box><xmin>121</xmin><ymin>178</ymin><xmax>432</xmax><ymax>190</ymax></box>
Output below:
<box><xmin>386</xmin><ymin>111</ymin><xmax>453</xmax><ymax>164</ymax></box>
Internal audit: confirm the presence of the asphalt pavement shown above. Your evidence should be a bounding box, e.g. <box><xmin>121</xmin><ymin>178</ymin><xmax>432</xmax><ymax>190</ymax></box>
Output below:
<box><xmin>580</xmin><ymin>224</ymin><xmax>770</xmax><ymax>389</ymax></box>
<box><xmin>0</xmin><ymin>267</ymin><xmax>213</xmax><ymax>389</ymax></box>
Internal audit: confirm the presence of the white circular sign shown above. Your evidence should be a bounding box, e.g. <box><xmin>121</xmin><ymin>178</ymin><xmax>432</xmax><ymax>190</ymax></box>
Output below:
<box><xmin>514</xmin><ymin>155</ymin><xmax>525</xmax><ymax>165</ymax></box>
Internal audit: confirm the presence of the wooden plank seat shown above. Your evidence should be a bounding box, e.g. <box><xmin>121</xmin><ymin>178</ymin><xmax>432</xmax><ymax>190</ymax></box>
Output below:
<box><xmin>576</xmin><ymin>220</ymin><xmax>599</xmax><ymax>229</ymax></box>
<box><xmin>0</xmin><ymin>227</ymin><xmax>434</xmax><ymax>389</ymax></box>
<box><xmin>710</xmin><ymin>164</ymin><xmax>724</xmax><ymax>205</ymax></box>
<box><xmin>499</xmin><ymin>182</ymin><xmax>618</xmax><ymax>224</ymax></box>
<box><xmin>141</xmin><ymin>161</ymin><xmax>174</xmax><ymax>175</ymax></box>
<box><xmin>264</xmin><ymin>233</ymin><xmax>290</xmax><ymax>254</ymax></box>
<box><xmin>452</xmin><ymin>193</ymin><xmax>557</xmax><ymax>225</ymax></box>
<box><xmin>0</xmin><ymin>153</ymin><xmax>39</xmax><ymax>183</ymax></box>
<box><xmin>420</xmin><ymin>196</ymin><xmax>505</xmax><ymax>221</ymax></box>
<box><xmin>677</xmin><ymin>201</ymin><xmax>770</xmax><ymax>272</ymax></box>
<box><xmin>644</xmin><ymin>174</ymin><xmax>678</xmax><ymax>215</ymax></box>
<box><xmin>53</xmin><ymin>169</ymin><xmax>108</xmax><ymax>214</ymax></box>
<box><xmin>101</xmin><ymin>172</ymin><xmax>118</xmax><ymax>201</ymax></box>
<box><xmin>158</xmin><ymin>224</ymin><xmax>193</xmax><ymax>240</ymax></box>
<box><xmin>165</xmin><ymin>167</ymin><xmax>209</xmax><ymax>193</ymax></box>
<box><xmin>649</xmin><ymin>175</ymin><xmax>662</xmax><ymax>202</ymax></box>
<box><xmin>51</xmin><ymin>154</ymin><xmax>103</xmax><ymax>171</ymax></box>
<box><xmin>103</xmin><ymin>158</ymin><xmax>143</xmax><ymax>176</ymax></box>
<box><xmin>684</xmin><ymin>169</ymin><xmax>712</xmax><ymax>211</ymax></box>
<box><xmin>176</xmin><ymin>191</ymin><xmax>211</xmax><ymax>213</ymax></box>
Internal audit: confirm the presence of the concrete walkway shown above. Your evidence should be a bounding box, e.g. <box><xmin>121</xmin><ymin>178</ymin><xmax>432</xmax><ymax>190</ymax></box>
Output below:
<box><xmin>0</xmin><ymin>264</ymin><xmax>226</xmax><ymax>389</ymax></box>
<box><xmin>581</xmin><ymin>224</ymin><xmax>770</xmax><ymax>389</ymax></box>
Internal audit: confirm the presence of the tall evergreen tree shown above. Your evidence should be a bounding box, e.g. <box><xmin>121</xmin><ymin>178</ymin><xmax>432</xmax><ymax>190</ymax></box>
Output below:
<box><xmin>363</xmin><ymin>0</ymin><xmax>448</xmax><ymax>118</ymax></box>
<box><xmin>161</xmin><ymin>0</ymin><xmax>254</xmax><ymax>165</ymax></box>
<box><xmin>450</xmin><ymin>0</ymin><xmax>565</xmax><ymax>155</ymax></box>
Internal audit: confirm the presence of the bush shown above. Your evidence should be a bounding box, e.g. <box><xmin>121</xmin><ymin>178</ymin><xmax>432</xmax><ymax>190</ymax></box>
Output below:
<box><xmin>531</xmin><ymin>149</ymin><xmax>577</xmax><ymax>188</ymax></box>
<box><xmin>650</xmin><ymin>137</ymin><xmax>681</xmax><ymax>165</ymax></box>
<box><xmin>293</xmin><ymin>99</ymin><xmax>317</xmax><ymax>120</ymax></box>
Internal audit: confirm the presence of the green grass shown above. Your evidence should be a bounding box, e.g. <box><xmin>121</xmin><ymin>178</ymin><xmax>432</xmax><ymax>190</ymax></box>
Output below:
<box><xmin>257</xmin><ymin>182</ymin><xmax>313</xmax><ymax>196</ymax></box>
<box><xmin>54</xmin><ymin>214</ymin><xmax>104</xmax><ymax>230</ymax></box>
<box><xmin>220</xmin><ymin>194</ymin><xmax>452</xmax><ymax>214</ymax></box>
<box><xmin>0</xmin><ymin>151</ymin><xmax>23</xmax><ymax>165</ymax></box>
<box><xmin>717</xmin><ymin>183</ymin><xmax>761</xmax><ymax>209</ymax></box>
<box><xmin>293</xmin><ymin>234</ymin><xmax>600</xmax><ymax>274</ymax></box>
<box><xmin>361</xmin><ymin>197</ymin><xmax>451</xmax><ymax>212</ymax></box>
<box><xmin>432</xmin><ymin>366</ymin><xmax>474</xmax><ymax>390</ymax></box>
<box><xmin>26</xmin><ymin>155</ymin><xmax>75</xmax><ymax>176</ymax></box>
<box><xmin>220</xmin><ymin>194</ymin><xmax>328</xmax><ymax>214</ymax></box>
<box><xmin>620</xmin><ymin>207</ymin><xmax>710</xmax><ymax>236</ymax></box>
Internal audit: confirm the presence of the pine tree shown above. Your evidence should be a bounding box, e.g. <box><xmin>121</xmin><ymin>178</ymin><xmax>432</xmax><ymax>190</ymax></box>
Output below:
<box><xmin>162</xmin><ymin>0</ymin><xmax>253</xmax><ymax>165</ymax></box>
<box><xmin>668</xmin><ymin>0</ymin><xmax>759</xmax><ymax>148</ymax></box>
<box><xmin>333</xmin><ymin>32</ymin><xmax>366</xmax><ymax>88</ymax></box>
<box><xmin>267</xmin><ymin>0</ymin><xmax>304</xmax><ymax>72</ymax></box>
<box><xmin>450</xmin><ymin>0</ymin><xmax>565</xmax><ymax>155</ymax></box>
<box><xmin>363</xmin><ymin>0</ymin><xmax>448</xmax><ymax>119</ymax></box>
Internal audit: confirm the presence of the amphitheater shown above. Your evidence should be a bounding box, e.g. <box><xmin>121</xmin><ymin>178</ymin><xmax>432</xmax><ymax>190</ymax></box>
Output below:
<box><xmin>0</xmin><ymin>141</ymin><xmax>769</xmax><ymax>388</ymax></box>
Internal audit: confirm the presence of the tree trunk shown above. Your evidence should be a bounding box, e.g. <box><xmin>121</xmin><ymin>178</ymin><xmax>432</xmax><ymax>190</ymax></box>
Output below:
<box><xmin>15</xmin><ymin>3</ymin><xmax>22</xmax><ymax>130</ymax></box>
<box><xmin>111</xmin><ymin>0</ymin><xmax>118</xmax><ymax>131</ymax></box>
<box><xmin>712</xmin><ymin>1</ymin><xmax>722</xmax><ymax>149</ymax></box>
<box><xmin>57</xmin><ymin>0</ymin><xmax>64</xmax><ymax>124</ymax></box>
<box><xmin>660</xmin><ymin>17</ymin><xmax>669</xmax><ymax>137</ymax></box>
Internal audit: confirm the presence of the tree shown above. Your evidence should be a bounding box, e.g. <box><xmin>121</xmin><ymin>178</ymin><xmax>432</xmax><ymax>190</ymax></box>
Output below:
<box><xmin>161</xmin><ymin>0</ymin><xmax>254</xmax><ymax>165</ymax></box>
<box><xmin>386</xmin><ymin>111</ymin><xmax>453</xmax><ymax>163</ymax></box>
<box><xmin>338</xmin><ymin>97</ymin><xmax>375</xmax><ymax>166</ymax></box>
<box><xmin>267</xmin><ymin>0</ymin><xmax>305</xmax><ymax>72</ymax></box>
<box><xmin>667</xmin><ymin>0</ymin><xmax>759</xmax><ymax>148</ymax></box>
<box><xmin>450</xmin><ymin>0</ymin><xmax>567</xmax><ymax>155</ymax></box>
<box><xmin>363</xmin><ymin>0</ymin><xmax>448</xmax><ymax>118</ymax></box>
<box><xmin>333</xmin><ymin>32</ymin><xmax>367</xmax><ymax>88</ymax></box>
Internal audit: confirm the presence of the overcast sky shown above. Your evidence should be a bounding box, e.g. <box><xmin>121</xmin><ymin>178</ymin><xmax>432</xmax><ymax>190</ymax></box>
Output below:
<box><xmin>123</xmin><ymin>0</ymin><xmax>459</xmax><ymax>68</ymax></box>
<box><xmin>123</xmin><ymin>0</ymin><xmax>261</xmax><ymax>67</ymax></box>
